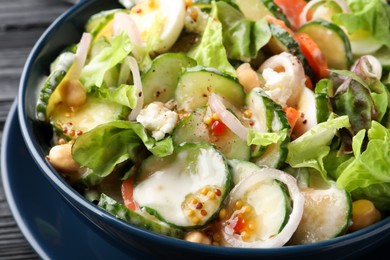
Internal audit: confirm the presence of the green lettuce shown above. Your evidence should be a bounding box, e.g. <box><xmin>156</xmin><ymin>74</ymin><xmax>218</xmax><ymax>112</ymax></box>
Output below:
<box><xmin>332</xmin><ymin>0</ymin><xmax>390</xmax><ymax>48</ymax></box>
<box><xmin>80</xmin><ymin>32</ymin><xmax>133</xmax><ymax>90</ymax></box>
<box><xmin>216</xmin><ymin>1</ymin><xmax>271</xmax><ymax>62</ymax></box>
<box><xmin>286</xmin><ymin>115</ymin><xmax>351</xmax><ymax>181</ymax></box>
<box><xmin>247</xmin><ymin>129</ymin><xmax>288</xmax><ymax>146</ymax></box>
<box><xmin>93</xmin><ymin>84</ymin><xmax>138</xmax><ymax>109</ymax></box>
<box><xmin>188</xmin><ymin>1</ymin><xmax>236</xmax><ymax>76</ymax></box>
<box><xmin>336</xmin><ymin>121</ymin><xmax>390</xmax><ymax>191</ymax></box>
<box><xmin>72</xmin><ymin>121</ymin><xmax>174</xmax><ymax>177</ymax></box>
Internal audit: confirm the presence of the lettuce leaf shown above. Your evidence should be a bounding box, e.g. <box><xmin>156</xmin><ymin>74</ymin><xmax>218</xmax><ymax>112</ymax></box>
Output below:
<box><xmin>216</xmin><ymin>1</ymin><xmax>271</xmax><ymax>62</ymax></box>
<box><xmin>93</xmin><ymin>84</ymin><xmax>138</xmax><ymax>109</ymax></box>
<box><xmin>247</xmin><ymin>129</ymin><xmax>288</xmax><ymax>146</ymax></box>
<box><xmin>72</xmin><ymin>121</ymin><xmax>174</xmax><ymax>177</ymax></box>
<box><xmin>80</xmin><ymin>32</ymin><xmax>133</xmax><ymax>90</ymax></box>
<box><xmin>332</xmin><ymin>0</ymin><xmax>390</xmax><ymax>48</ymax></box>
<box><xmin>336</xmin><ymin>121</ymin><xmax>390</xmax><ymax>191</ymax></box>
<box><xmin>286</xmin><ymin>115</ymin><xmax>351</xmax><ymax>181</ymax></box>
<box><xmin>188</xmin><ymin>1</ymin><xmax>236</xmax><ymax>77</ymax></box>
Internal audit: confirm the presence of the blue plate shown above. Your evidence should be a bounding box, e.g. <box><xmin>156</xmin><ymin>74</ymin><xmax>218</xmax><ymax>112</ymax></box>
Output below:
<box><xmin>1</xmin><ymin>101</ymin><xmax>151</xmax><ymax>259</ymax></box>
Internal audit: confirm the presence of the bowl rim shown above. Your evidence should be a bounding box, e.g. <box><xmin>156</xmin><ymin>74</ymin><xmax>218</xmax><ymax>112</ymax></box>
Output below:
<box><xmin>17</xmin><ymin>0</ymin><xmax>390</xmax><ymax>255</ymax></box>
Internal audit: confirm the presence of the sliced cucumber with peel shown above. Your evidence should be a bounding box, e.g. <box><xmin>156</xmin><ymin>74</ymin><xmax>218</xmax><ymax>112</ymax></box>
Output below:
<box><xmin>172</xmin><ymin>106</ymin><xmax>250</xmax><ymax>160</ymax></box>
<box><xmin>142</xmin><ymin>53</ymin><xmax>196</xmax><ymax>105</ymax></box>
<box><xmin>175</xmin><ymin>67</ymin><xmax>246</xmax><ymax>112</ymax></box>
<box><xmin>134</xmin><ymin>142</ymin><xmax>232</xmax><ymax>229</ymax></box>
<box><xmin>289</xmin><ymin>181</ymin><xmax>352</xmax><ymax>245</ymax></box>
<box><xmin>297</xmin><ymin>20</ymin><xmax>352</xmax><ymax>70</ymax></box>
<box><xmin>50</xmin><ymin>96</ymin><xmax>129</xmax><ymax>140</ymax></box>
<box><xmin>220</xmin><ymin>164</ymin><xmax>292</xmax><ymax>244</ymax></box>
<box><xmin>246</xmin><ymin>88</ymin><xmax>290</xmax><ymax>168</ymax></box>
<box><xmin>98</xmin><ymin>193</ymin><xmax>184</xmax><ymax>238</ymax></box>
<box><xmin>233</xmin><ymin>0</ymin><xmax>273</xmax><ymax>21</ymax></box>
<box><xmin>36</xmin><ymin>52</ymin><xmax>75</xmax><ymax>121</ymax></box>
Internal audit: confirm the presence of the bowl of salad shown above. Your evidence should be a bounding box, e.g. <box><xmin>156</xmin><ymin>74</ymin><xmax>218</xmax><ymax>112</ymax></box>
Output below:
<box><xmin>18</xmin><ymin>0</ymin><xmax>390</xmax><ymax>258</ymax></box>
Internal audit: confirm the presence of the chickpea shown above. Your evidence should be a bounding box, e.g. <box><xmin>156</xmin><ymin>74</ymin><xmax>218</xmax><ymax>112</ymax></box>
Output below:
<box><xmin>184</xmin><ymin>231</ymin><xmax>211</xmax><ymax>245</ymax></box>
<box><xmin>60</xmin><ymin>79</ymin><xmax>87</xmax><ymax>107</ymax></box>
<box><xmin>349</xmin><ymin>199</ymin><xmax>381</xmax><ymax>232</ymax></box>
<box><xmin>236</xmin><ymin>63</ymin><xmax>261</xmax><ymax>93</ymax></box>
<box><xmin>48</xmin><ymin>143</ymin><xmax>80</xmax><ymax>173</ymax></box>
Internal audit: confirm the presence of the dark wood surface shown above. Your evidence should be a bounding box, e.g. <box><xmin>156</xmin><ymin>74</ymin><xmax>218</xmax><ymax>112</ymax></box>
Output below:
<box><xmin>0</xmin><ymin>1</ymin><xmax>72</xmax><ymax>258</ymax></box>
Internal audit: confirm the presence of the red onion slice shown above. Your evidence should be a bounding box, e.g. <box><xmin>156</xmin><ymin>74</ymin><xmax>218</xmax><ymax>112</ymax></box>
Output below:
<box><xmin>259</xmin><ymin>52</ymin><xmax>306</xmax><ymax>108</ymax></box>
<box><xmin>113</xmin><ymin>12</ymin><xmax>143</xmax><ymax>46</ymax></box>
<box><xmin>128</xmin><ymin>56</ymin><xmax>144</xmax><ymax>120</ymax></box>
<box><xmin>208</xmin><ymin>93</ymin><xmax>249</xmax><ymax>141</ymax></box>
<box><xmin>68</xmin><ymin>32</ymin><xmax>92</xmax><ymax>80</ymax></box>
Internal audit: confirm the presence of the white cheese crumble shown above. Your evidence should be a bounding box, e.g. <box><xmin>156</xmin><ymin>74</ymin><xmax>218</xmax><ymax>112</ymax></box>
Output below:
<box><xmin>136</xmin><ymin>102</ymin><xmax>178</xmax><ymax>140</ymax></box>
<box><xmin>262</xmin><ymin>68</ymin><xmax>294</xmax><ymax>108</ymax></box>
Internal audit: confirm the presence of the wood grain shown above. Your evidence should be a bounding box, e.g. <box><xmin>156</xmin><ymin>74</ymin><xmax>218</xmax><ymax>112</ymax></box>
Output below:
<box><xmin>0</xmin><ymin>1</ymin><xmax>71</xmax><ymax>258</ymax></box>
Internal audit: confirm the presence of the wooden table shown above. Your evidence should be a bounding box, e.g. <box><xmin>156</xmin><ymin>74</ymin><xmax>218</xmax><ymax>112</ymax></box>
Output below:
<box><xmin>0</xmin><ymin>1</ymin><xmax>72</xmax><ymax>258</ymax></box>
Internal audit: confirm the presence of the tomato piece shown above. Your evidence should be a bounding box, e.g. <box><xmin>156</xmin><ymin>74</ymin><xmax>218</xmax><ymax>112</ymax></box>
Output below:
<box><xmin>233</xmin><ymin>216</ymin><xmax>246</xmax><ymax>234</ymax></box>
<box><xmin>211</xmin><ymin>120</ymin><xmax>226</xmax><ymax>136</ymax></box>
<box><xmin>283</xmin><ymin>106</ymin><xmax>301</xmax><ymax>132</ymax></box>
<box><xmin>274</xmin><ymin>0</ymin><xmax>310</xmax><ymax>30</ymax></box>
<box><xmin>121</xmin><ymin>177</ymin><xmax>139</xmax><ymax>211</ymax></box>
<box><xmin>296</xmin><ymin>33</ymin><xmax>329</xmax><ymax>80</ymax></box>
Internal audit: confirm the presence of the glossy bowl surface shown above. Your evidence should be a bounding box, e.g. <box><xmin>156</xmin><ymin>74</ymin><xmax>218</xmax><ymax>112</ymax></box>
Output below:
<box><xmin>18</xmin><ymin>0</ymin><xmax>390</xmax><ymax>258</ymax></box>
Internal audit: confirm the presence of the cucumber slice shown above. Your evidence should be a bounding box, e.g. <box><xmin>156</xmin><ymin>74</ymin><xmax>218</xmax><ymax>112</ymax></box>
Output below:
<box><xmin>175</xmin><ymin>67</ymin><xmax>246</xmax><ymax>112</ymax></box>
<box><xmin>172</xmin><ymin>106</ymin><xmax>250</xmax><ymax>161</ymax></box>
<box><xmin>266</xmin><ymin>22</ymin><xmax>315</xmax><ymax>79</ymax></box>
<box><xmin>310</xmin><ymin>0</ymin><xmax>343</xmax><ymax>22</ymax></box>
<box><xmin>220</xmin><ymin>168</ymin><xmax>292</xmax><ymax>244</ymax></box>
<box><xmin>260</xmin><ymin>0</ymin><xmax>291</xmax><ymax>27</ymax></box>
<box><xmin>228</xmin><ymin>159</ymin><xmax>263</xmax><ymax>185</ymax></box>
<box><xmin>51</xmin><ymin>96</ymin><xmax>129</xmax><ymax>139</ymax></box>
<box><xmin>297</xmin><ymin>20</ymin><xmax>352</xmax><ymax>70</ymax></box>
<box><xmin>98</xmin><ymin>193</ymin><xmax>184</xmax><ymax>238</ymax></box>
<box><xmin>142</xmin><ymin>53</ymin><xmax>196</xmax><ymax>105</ymax></box>
<box><xmin>36</xmin><ymin>53</ymin><xmax>75</xmax><ymax>121</ymax></box>
<box><xmin>233</xmin><ymin>0</ymin><xmax>273</xmax><ymax>21</ymax></box>
<box><xmin>246</xmin><ymin>88</ymin><xmax>290</xmax><ymax>168</ymax></box>
<box><xmin>134</xmin><ymin>142</ymin><xmax>231</xmax><ymax>228</ymax></box>
<box><xmin>289</xmin><ymin>181</ymin><xmax>352</xmax><ymax>245</ymax></box>
<box><xmin>315</xmin><ymin>79</ymin><xmax>332</xmax><ymax>123</ymax></box>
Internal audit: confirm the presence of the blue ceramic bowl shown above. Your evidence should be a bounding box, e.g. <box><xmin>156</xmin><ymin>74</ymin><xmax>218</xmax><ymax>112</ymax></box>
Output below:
<box><xmin>18</xmin><ymin>0</ymin><xmax>390</xmax><ymax>258</ymax></box>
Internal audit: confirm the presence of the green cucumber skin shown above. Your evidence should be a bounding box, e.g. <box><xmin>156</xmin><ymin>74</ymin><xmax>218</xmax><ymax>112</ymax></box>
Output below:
<box><xmin>142</xmin><ymin>53</ymin><xmax>197</xmax><ymax>105</ymax></box>
<box><xmin>98</xmin><ymin>193</ymin><xmax>184</xmax><ymax>238</ymax></box>
<box><xmin>268</xmin><ymin>23</ymin><xmax>315</xmax><ymax>80</ymax></box>
<box><xmin>246</xmin><ymin>88</ymin><xmax>290</xmax><ymax>168</ymax></box>
<box><xmin>172</xmin><ymin>107</ymin><xmax>250</xmax><ymax>161</ymax></box>
<box><xmin>36</xmin><ymin>71</ymin><xmax>66</xmax><ymax>121</ymax></box>
<box><xmin>135</xmin><ymin>142</ymin><xmax>232</xmax><ymax>229</ymax></box>
<box><xmin>175</xmin><ymin>67</ymin><xmax>246</xmax><ymax>112</ymax></box>
<box><xmin>261</xmin><ymin>0</ymin><xmax>291</xmax><ymax>28</ymax></box>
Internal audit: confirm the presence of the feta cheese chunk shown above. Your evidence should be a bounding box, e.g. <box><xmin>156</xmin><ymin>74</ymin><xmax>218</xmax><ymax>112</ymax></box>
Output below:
<box><xmin>136</xmin><ymin>102</ymin><xmax>178</xmax><ymax>140</ymax></box>
<box><xmin>261</xmin><ymin>68</ymin><xmax>294</xmax><ymax>108</ymax></box>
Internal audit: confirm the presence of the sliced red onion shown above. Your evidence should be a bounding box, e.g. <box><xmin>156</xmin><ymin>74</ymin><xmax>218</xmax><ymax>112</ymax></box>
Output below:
<box><xmin>68</xmin><ymin>32</ymin><xmax>92</xmax><ymax>80</ymax></box>
<box><xmin>128</xmin><ymin>56</ymin><xmax>144</xmax><ymax>121</ymax></box>
<box><xmin>259</xmin><ymin>52</ymin><xmax>306</xmax><ymax>108</ymax></box>
<box><xmin>208</xmin><ymin>93</ymin><xmax>249</xmax><ymax>141</ymax></box>
<box><xmin>299</xmin><ymin>0</ymin><xmax>350</xmax><ymax>25</ymax></box>
<box><xmin>222</xmin><ymin>169</ymin><xmax>305</xmax><ymax>248</ymax></box>
<box><xmin>351</xmin><ymin>55</ymin><xmax>382</xmax><ymax>82</ymax></box>
<box><xmin>113</xmin><ymin>12</ymin><xmax>143</xmax><ymax>46</ymax></box>
<box><xmin>113</xmin><ymin>12</ymin><xmax>143</xmax><ymax>60</ymax></box>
